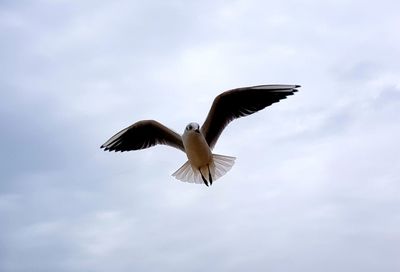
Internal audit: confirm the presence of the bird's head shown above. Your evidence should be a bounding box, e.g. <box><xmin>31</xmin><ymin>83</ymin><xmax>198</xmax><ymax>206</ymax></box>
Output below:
<box><xmin>185</xmin><ymin>122</ymin><xmax>200</xmax><ymax>133</ymax></box>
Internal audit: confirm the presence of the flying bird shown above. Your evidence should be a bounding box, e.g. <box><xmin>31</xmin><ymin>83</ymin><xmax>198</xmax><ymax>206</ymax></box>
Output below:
<box><xmin>101</xmin><ymin>84</ymin><xmax>300</xmax><ymax>186</ymax></box>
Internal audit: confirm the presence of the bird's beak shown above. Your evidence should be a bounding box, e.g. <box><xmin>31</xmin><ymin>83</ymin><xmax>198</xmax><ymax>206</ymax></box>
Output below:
<box><xmin>194</xmin><ymin>128</ymin><xmax>200</xmax><ymax>133</ymax></box>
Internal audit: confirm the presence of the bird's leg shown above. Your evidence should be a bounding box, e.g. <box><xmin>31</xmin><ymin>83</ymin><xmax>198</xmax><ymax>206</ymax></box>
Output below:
<box><xmin>199</xmin><ymin>168</ymin><xmax>209</xmax><ymax>187</ymax></box>
<box><xmin>208</xmin><ymin>165</ymin><xmax>213</xmax><ymax>186</ymax></box>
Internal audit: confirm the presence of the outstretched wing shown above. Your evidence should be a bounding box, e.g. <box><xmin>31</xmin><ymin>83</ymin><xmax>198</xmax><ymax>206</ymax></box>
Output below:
<box><xmin>101</xmin><ymin>120</ymin><xmax>185</xmax><ymax>152</ymax></box>
<box><xmin>201</xmin><ymin>84</ymin><xmax>300</xmax><ymax>149</ymax></box>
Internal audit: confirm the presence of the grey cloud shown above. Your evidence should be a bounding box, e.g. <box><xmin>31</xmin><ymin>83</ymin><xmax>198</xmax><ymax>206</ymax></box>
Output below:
<box><xmin>1</xmin><ymin>0</ymin><xmax>400</xmax><ymax>271</ymax></box>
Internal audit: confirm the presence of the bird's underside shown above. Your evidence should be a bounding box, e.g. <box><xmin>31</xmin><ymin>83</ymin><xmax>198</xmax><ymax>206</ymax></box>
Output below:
<box><xmin>101</xmin><ymin>84</ymin><xmax>300</xmax><ymax>186</ymax></box>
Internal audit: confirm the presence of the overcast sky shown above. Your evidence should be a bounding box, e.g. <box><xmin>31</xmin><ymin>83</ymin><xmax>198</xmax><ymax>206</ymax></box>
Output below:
<box><xmin>1</xmin><ymin>0</ymin><xmax>400</xmax><ymax>271</ymax></box>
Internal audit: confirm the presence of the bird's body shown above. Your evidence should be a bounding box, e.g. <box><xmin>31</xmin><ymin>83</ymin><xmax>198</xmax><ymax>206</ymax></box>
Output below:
<box><xmin>101</xmin><ymin>84</ymin><xmax>300</xmax><ymax>186</ymax></box>
<box><xmin>182</xmin><ymin>123</ymin><xmax>212</xmax><ymax>169</ymax></box>
<box><xmin>177</xmin><ymin>122</ymin><xmax>234</xmax><ymax>186</ymax></box>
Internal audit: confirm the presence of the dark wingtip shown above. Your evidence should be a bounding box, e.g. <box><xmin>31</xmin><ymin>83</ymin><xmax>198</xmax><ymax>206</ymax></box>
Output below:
<box><xmin>100</xmin><ymin>143</ymin><xmax>120</xmax><ymax>152</ymax></box>
<box><xmin>292</xmin><ymin>85</ymin><xmax>301</xmax><ymax>93</ymax></box>
<box><xmin>100</xmin><ymin>144</ymin><xmax>111</xmax><ymax>151</ymax></box>
<box><xmin>100</xmin><ymin>144</ymin><xmax>112</xmax><ymax>152</ymax></box>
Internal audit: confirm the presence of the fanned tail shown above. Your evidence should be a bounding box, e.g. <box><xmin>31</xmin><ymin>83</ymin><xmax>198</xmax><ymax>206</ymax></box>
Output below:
<box><xmin>171</xmin><ymin>161</ymin><xmax>204</xmax><ymax>184</ymax></box>
<box><xmin>210</xmin><ymin>154</ymin><xmax>236</xmax><ymax>181</ymax></box>
<box><xmin>172</xmin><ymin>154</ymin><xmax>236</xmax><ymax>185</ymax></box>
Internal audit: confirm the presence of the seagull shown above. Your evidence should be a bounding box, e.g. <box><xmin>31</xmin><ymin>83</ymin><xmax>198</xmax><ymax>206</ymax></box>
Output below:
<box><xmin>101</xmin><ymin>84</ymin><xmax>300</xmax><ymax>186</ymax></box>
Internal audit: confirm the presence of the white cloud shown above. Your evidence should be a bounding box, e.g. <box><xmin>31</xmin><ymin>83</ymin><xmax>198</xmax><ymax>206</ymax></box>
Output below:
<box><xmin>1</xmin><ymin>0</ymin><xmax>400</xmax><ymax>271</ymax></box>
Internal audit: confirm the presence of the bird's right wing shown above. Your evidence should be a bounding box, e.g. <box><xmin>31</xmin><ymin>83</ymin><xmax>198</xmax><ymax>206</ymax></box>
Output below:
<box><xmin>201</xmin><ymin>84</ymin><xmax>300</xmax><ymax>149</ymax></box>
<box><xmin>101</xmin><ymin>120</ymin><xmax>185</xmax><ymax>152</ymax></box>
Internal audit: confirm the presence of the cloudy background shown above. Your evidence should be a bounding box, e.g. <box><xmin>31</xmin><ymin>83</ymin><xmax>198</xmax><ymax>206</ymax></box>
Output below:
<box><xmin>1</xmin><ymin>0</ymin><xmax>400</xmax><ymax>271</ymax></box>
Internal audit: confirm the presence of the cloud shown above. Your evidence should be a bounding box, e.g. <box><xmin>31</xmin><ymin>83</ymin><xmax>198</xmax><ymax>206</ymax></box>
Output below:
<box><xmin>1</xmin><ymin>0</ymin><xmax>400</xmax><ymax>271</ymax></box>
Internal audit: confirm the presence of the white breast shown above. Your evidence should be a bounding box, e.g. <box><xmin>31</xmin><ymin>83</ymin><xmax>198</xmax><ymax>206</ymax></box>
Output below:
<box><xmin>182</xmin><ymin>131</ymin><xmax>212</xmax><ymax>168</ymax></box>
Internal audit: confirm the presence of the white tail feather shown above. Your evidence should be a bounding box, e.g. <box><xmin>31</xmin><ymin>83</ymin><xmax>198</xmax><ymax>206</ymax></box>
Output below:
<box><xmin>172</xmin><ymin>154</ymin><xmax>236</xmax><ymax>184</ymax></box>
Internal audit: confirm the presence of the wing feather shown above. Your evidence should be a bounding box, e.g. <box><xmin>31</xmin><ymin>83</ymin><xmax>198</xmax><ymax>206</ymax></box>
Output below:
<box><xmin>201</xmin><ymin>84</ymin><xmax>300</xmax><ymax>149</ymax></box>
<box><xmin>101</xmin><ymin>120</ymin><xmax>185</xmax><ymax>152</ymax></box>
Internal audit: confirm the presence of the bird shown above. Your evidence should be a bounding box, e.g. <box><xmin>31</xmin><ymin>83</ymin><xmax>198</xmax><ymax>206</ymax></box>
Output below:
<box><xmin>101</xmin><ymin>84</ymin><xmax>300</xmax><ymax>186</ymax></box>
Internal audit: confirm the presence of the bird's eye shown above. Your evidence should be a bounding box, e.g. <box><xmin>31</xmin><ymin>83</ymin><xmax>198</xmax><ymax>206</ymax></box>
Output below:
<box><xmin>187</xmin><ymin>125</ymin><xmax>192</xmax><ymax>130</ymax></box>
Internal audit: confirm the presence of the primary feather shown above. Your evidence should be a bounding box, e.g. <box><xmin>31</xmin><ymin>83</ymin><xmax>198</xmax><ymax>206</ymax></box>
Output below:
<box><xmin>201</xmin><ymin>84</ymin><xmax>299</xmax><ymax>149</ymax></box>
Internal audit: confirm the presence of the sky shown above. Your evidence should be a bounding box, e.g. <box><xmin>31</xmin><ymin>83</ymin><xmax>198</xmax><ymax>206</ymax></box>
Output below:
<box><xmin>1</xmin><ymin>0</ymin><xmax>400</xmax><ymax>271</ymax></box>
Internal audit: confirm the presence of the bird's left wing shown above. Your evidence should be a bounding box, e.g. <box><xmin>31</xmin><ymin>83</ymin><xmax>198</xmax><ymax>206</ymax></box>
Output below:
<box><xmin>101</xmin><ymin>120</ymin><xmax>185</xmax><ymax>152</ymax></box>
<box><xmin>201</xmin><ymin>84</ymin><xmax>300</xmax><ymax>149</ymax></box>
